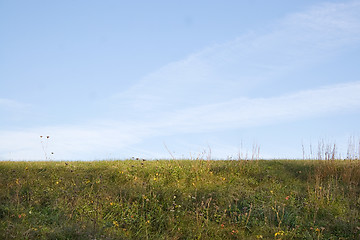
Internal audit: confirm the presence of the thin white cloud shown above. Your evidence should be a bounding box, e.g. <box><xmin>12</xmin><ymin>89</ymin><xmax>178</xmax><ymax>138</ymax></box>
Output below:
<box><xmin>1</xmin><ymin>81</ymin><xmax>359</xmax><ymax>160</ymax></box>
<box><xmin>156</xmin><ymin>81</ymin><xmax>360</xmax><ymax>134</ymax></box>
<box><xmin>0</xmin><ymin>98</ymin><xmax>33</xmax><ymax>123</ymax></box>
<box><xmin>0</xmin><ymin>98</ymin><xmax>31</xmax><ymax>110</ymax></box>
<box><xmin>109</xmin><ymin>1</ymin><xmax>360</xmax><ymax>113</ymax></box>
<box><xmin>0</xmin><ymin>123</ymin><xmax>155</xmax><ymax>160</ymax></box>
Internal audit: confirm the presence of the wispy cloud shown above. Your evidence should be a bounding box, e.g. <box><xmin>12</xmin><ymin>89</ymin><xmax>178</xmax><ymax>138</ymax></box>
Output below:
<box><xmin>1</xmin><ymin>81</ymin><xmax>359</xmax><ymax>160</ymax></box>
<box><xmin>0</xmin><ymin>123</ymin><xmax>155</xmax><ymax>160</ymax></box>
<box><xmin>156</xmin><ymin>81</ymin><xmax>360</xmax><ymax>134</ymax></box>
<box><xmin>109</xmin><ymin>1</ymin><xmax>360</xmax><ymax>113</ymax></box>
<box><xmin>0</xmin><ymin>98</ymin><xmax>33</xmax><ymax>125</ymax></box>
<box><xmin>0</xmin><ymin>98</ymin><xmax>30</xmax><ymax>110</ymax></box>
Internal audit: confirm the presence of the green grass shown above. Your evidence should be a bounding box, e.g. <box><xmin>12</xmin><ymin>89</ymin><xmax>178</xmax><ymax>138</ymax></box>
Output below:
<box><xmin>1</xmin><ymin>159</ymin><xmax>360</xmax><ymax>239</ymax></box>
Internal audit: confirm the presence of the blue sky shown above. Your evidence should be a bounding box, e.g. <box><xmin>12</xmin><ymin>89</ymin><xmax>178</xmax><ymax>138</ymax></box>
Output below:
<box><xmin>1</xmin><ymin>0</ymin><xmax>360</xmax><ymax>160</ymax></box>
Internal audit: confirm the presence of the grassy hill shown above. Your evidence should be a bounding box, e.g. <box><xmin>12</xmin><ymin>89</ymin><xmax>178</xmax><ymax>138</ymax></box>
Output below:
<box><xmin>0</xmin><ymin>159</ymin><xmax>359</xmax><ymax>239</ymax></box>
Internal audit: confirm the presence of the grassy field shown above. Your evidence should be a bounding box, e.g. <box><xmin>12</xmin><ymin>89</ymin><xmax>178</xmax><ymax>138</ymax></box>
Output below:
<box><xmin>0</xmin><ymin>159</ymin><xmax>360</xmax><ymax>239</ymax></box>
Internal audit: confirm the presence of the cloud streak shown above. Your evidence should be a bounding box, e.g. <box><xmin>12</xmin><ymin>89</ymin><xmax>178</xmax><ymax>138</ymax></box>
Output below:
<box><xmin>0</xmin><ymin>98</ymin><xmax>30</xmax><ymax>110</ymax></box>
<box><xmin>157</xmin><ymin>81</ymin><xmax>360</xmax><ymax>133</ymax></box>
<box><xmin>110</xmin><ymin>1</ymin><xmax>360</xmax><ymax>113</ymax></box>
<box><xmin>1</xmin><ymin>81</ymin><xmax>359</xmax><ymax>160</ymax></box>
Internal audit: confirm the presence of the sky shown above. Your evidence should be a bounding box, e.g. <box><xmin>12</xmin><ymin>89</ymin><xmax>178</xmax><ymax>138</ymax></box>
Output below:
<box><xmin>1</xmin><ymin>0</ymin><xmax>360</xmax><ymax>160</ymax></box>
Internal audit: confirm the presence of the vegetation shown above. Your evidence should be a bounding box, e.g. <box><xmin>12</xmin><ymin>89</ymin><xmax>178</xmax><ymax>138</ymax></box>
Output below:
<box><xmin>1</xmin><ymin>159</ymin><xmax>360</xmax><ymax>239</ymax></box>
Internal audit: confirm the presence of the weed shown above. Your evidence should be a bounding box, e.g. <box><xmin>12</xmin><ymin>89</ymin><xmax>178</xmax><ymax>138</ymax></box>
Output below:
<box><xmin>39</xmin><ymin>136</ymin><xmax>54</xmax><ymax>160</ymax></box>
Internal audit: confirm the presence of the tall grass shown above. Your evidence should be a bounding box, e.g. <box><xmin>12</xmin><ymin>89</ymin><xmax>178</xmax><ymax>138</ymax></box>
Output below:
<box><xmin>0</xmin><ymin>159</ymin><xmax>360</xmax><ymax>239</ymax></box>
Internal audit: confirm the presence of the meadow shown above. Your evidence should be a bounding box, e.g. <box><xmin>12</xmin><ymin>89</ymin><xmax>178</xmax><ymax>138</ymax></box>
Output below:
<box><xmin>0</xmin><ymin>159</ymin><xmax>359</xmax><ymax>239</ymax></box>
